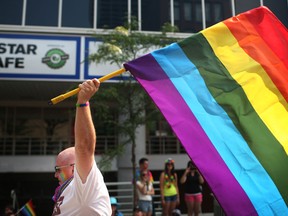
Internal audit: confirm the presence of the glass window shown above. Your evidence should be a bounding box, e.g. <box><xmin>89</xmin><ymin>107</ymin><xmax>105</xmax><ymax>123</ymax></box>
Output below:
<box><xmin>184</xmin><ymin>2</ymin><xmax>192</xmax><ymax>21</ymax></box>
<box><xmin>0</xmin><ymin>107</ymin><xmax>6</xmax><ymax>136</ymax></box>
<box><xmin>235</xmin><ymin>0</ymin><xmax>259</xmax><ymax>14</ymax></box>
<box><xmin>205</xmin><ymin>3</ymin><xmax>211</xmax><ymax>22</ymax></box>
<box><xmin>62</xmin><ymin>0</ymin><xmax>94</xmax><ymax>28</ymax></box>
<box><xmin>26</xmin><ymin>0</ymin><xmax>58</xmax><ymax>26</ymax></box>
<box><xmin>0</xmin><ymin>0</ymin><xmax>23</xmax><ymax>25</ymax></box>
<box><xmin>195</xmin><ymin>3</ymin><xmax>202</xmax><ymax>22</ymax></box>
<box><xmin>214</xmin><ymin>3</ymin><xmax>223</xmax><ymax>23</ymax></box>
<box><xmin>141</xmin><ymin>0</ymin><xmax>169</xmax><ymax>31</ymax></box>
<box><xmin>174</xmin><ymin>1</ymin><xmax>180</xmax><ymax>21</ymax></box>
<box><xmin>146</xmin><ymin>102</ymin><xmax>173</xmax><ymax>137</ymax></box>
<box><xmin>97</xmin><ymin>0</ymin><xmax>127</xmax><ymax>29</ymax></box>
<box><xmin>131</xmin><ymin>0</ymin><xmax>139</xmax><ymax>22</ymax></box>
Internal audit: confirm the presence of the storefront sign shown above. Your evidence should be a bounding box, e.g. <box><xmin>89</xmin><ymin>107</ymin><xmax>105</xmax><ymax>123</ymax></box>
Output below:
<box><xmin>0</xmin><ymin>34</ymin><xmax>80</xmax><ymax>80</ymax></box>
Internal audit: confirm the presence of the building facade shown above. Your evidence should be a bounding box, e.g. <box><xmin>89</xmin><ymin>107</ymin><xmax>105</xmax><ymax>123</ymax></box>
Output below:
<box><xmin>0</xmin><ymin>0</ymin><xmax>287</xmax><ymax>215</ymax></box>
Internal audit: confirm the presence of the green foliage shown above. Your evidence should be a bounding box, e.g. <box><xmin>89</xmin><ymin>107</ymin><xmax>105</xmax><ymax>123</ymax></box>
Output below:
<box><xmin>88</xmin><ymin>25</ymin><xmax>181</xmax><ymax>172</ymax></box>
<box><xmin>161</xmin><ymin>22</ymin><xmax>179</xmax><ymax>34</ymax></box>
<box><xmin>88</xmin><ymin>26</ymin><xmax>180</xmax><ymax>68</ymax></box>
<box><xmin>97</xmin><ymin>143</ymin><xmax>126</xmax><ymax>170</ymax></box>
<box><xmin>88</xmin><ymin>23</ymin><xmax>182</xmax><ymax>208</ymax></box>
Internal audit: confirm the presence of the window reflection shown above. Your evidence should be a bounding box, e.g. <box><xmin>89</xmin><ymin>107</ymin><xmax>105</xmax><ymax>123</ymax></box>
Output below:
<box><xmin>184</xmin><ymin>2</ymin><xmax>192</xmax><ymax>21</ymax></box>
<box><xmin>62</xmin><ymin>0</ymin><xmax>94</xmax><ymax>28</ymax></box>
<box><xmin>97</xmin><ymin>0</ymin><xmax>127</xmax><ymax>29</ymax></box>
<box><xmin>0</xmin><ymin>0</ymin><xmax>23</xmax><ymax>25</ymax></box>
<box><xmin>2</xmin><ymin>0</ymin><xmax>286</xmax><ymax>33</ymax></box>
<box><xmin>26</xmin><ymin>0</ymin><xmax>58</xmax><ymax>26</ymax></box>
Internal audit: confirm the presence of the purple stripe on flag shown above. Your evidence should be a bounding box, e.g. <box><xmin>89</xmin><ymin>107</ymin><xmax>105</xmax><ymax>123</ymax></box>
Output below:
<box><xmin>124</xmin><ymin>54</ymin><xmax>257</xmax><ymax>215</ymax></box>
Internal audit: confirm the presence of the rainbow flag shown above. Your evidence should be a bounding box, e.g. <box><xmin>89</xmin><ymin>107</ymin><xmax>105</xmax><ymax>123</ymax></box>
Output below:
<box><xmin>124</xmin><ymin>6</ymin><xmax>288</xmax><ymax>215</ymax></box>
<box><xmin>20</xmin><ymin>200</ymin><xmax>36</xmax><ymax>216</ymax></box>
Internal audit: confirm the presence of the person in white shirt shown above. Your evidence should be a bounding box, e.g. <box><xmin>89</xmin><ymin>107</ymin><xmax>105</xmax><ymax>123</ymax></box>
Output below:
<box><xmin>52</xmin><ymin>78</ymin><xmax>111</xmax><ymax>216</ymax></box>
<box><xmin>136</xmin><ymin>171</ymin><xmax>155</xmax><ymax>216</ymax></box>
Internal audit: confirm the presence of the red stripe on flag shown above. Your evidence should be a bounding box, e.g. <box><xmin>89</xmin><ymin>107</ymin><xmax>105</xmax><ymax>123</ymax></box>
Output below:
<box><xmin>224</xmin><ymin>7</ymin><xmax>288</xmax><ymax>102</ymax></box>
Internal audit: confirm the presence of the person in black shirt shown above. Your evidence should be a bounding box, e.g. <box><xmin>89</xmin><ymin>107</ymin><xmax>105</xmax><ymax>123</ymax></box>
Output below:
<box><xmin>180</xmin><ymin>161</ymin><xmax>204</xmax><ymax>216</ymax></box>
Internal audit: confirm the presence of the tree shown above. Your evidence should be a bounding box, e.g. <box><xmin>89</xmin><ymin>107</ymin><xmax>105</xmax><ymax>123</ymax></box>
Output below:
<box><xmin>89</xmin><ymin>22</ymin><xmax>180</xmax><ymax>208</ymax></box>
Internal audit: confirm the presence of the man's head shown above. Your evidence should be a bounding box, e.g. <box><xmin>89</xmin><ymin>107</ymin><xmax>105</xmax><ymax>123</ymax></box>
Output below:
<box><xmin>54</xmin><ymin>147</ymin><xmax>75</xmax><ymax>185</ymax></box>
<box><xmin>139</xmin><ymin>157</ymin><xmax>149</xmax><ymax>171</ymax></box>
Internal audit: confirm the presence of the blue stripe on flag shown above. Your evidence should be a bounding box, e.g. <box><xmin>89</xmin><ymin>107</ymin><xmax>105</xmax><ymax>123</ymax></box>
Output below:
<box><xmin>151</xmin><ymin>43</ymin><xmax>287</xmax><ymax>214</ymax></box>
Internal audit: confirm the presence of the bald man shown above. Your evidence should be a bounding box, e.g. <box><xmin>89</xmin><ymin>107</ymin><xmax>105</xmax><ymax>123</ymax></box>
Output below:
<box><xmin>52</xmin><ymin>79</ymin><xmax>111</xmax><ymax>215</ymax></box>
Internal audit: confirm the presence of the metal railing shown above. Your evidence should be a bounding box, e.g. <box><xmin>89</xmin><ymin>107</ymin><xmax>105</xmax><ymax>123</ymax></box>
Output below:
<box><xmin>106</xmin><ymin>181</ymin><xmax>162</xmax><ymax>216</ymax></box>
<box><xmin>0</xmin><ymin>135</ymin><xmax>185</xmax><ymax>155</ymax></box>
<box><xmin>0</xmin><ymin>135</ymin><xmax>117</xmax><ymax>155</ymax></box>
<box><xmin>146</xmin><ymin>135</ymin><xmax>186</xmax><ymax>154</ymax></box>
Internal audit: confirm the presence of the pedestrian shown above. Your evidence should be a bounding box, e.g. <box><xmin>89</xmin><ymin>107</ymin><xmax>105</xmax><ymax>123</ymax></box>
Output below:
<box><xmin>135</xmin><ymin>157</ymin><xmax>154</xmax><ymax>182</ymax></box>
<box><xmin>135</xmin><ymin>157</ymin><xmax>155</xmax><ymax>215</ymax></box>
<box><xmin>52</xmin><ymin>79</ymin><xmax>111</xmax><ymax>215</ymax></box>
<box><xmin>159</xmin><ymin>158</ymin><xmax>180</xmax><ymax>216</ymax></box>
<box><xmin>180</xmin><ymin>161</ymin><xmax>204</xmax><ymax>216</ymax></box>
<box><xmin>136</xmin><ymin>170</ymin><xmax>155</xmax><ymax>216</ymax></box>
<box><xmin>110</xmin><ymin>197</ymin><xmax>123</xmax><ymax>216</ymax></box>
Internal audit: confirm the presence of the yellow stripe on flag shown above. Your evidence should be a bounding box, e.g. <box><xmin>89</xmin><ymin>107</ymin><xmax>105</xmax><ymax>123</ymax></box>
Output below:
<box><xmin>202</xmin><ymin>22</ymin><xmax>288</xmax><ymax>154</ymax></box>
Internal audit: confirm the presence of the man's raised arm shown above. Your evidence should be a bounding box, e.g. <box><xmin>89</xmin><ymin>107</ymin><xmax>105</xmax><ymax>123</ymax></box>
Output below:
<box><xmin>74</xmin><ymin>78</ymin><xmax>100</xmax><ymax>183</ymax></box>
